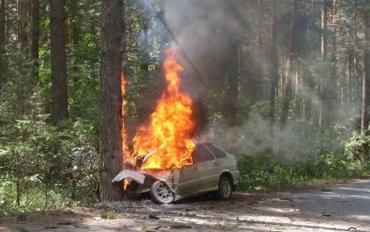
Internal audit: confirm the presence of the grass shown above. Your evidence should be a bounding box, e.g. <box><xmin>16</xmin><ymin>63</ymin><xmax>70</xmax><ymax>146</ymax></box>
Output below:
<box><xmin>101</xmin><ymin>210</ymin><xmax>117</xmax><ymax>219</ymax></box>
<box><xmin>15</xmin><ymin>226</ymin><xmax>30</xmax><ymax>232</ymax></box>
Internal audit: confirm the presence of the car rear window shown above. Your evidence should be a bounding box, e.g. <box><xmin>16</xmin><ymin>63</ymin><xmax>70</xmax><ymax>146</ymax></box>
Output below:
<box><xmin>206</xmin><ymin>144</ymin><xmax>227</xmax><ymax>158</ymax></box>
<box><xmin>192</xmin><ymin>145</ymin><xmax>215</xmax><ymax>163</ymax></box>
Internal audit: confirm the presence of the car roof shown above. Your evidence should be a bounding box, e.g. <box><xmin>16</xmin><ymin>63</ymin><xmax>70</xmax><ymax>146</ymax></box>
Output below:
<box><xmin>197</xmin><ymin>143</ymin><xmax>223</xmax><ymax>150</ymax></box>
<box><xmin>195</xmin><ymin>143</ymin><xmax>229</xmax><ymax>155</ymax></box>
<box><xmin>197</xmin><ymin>142</ymin><xmax>213</xmax><ymax>147</ymax></box>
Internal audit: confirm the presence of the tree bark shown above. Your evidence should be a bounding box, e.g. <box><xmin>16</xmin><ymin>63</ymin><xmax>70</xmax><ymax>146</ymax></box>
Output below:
<box><xmin>51</xmin><ymin>0</ymin><xmax>68</xmax><ymax>124</ymax></box>
<box><xmin>361</xmin><ymin>14</ymin><xmax>370</xmax><ymax>136</ymax></box>
<box><xmin>31</xmin><ymin>0</ymin><xmax>40</xmax><ymax>78</ymax></box>
<box><xmin>100</xmin><ymin>0</ymin><xmax>124</xmax><ymax>201</ymax></box>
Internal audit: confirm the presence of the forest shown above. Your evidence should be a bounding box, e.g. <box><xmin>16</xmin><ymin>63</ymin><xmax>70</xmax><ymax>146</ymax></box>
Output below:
<box><xmin>1</xmin><ymin>0</ymin><xmax>370</xmax><ymax>230</ymax></box>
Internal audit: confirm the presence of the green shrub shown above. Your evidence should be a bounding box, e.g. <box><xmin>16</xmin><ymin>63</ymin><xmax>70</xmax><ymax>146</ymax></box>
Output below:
<box><xmin>0</xmin><ymin>118</ymin><xmax>99</xmax><ymax>215</ymax></box>
<box><xmin>237</xmin><ymin>134</ymin><xmax>370</xmax><ymax>191</ymax></box>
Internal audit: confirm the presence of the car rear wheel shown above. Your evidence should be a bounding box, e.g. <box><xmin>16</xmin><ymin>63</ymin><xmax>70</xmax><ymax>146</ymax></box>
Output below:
<box><xmin>216</xmin><ymin>175</ymin><xmax>233</xmax><ymax>200</ymax></box>
<box><xmin>150</xmin><ymin>181</ymin><xmax>175</xmax><ymax>204</ymax></box>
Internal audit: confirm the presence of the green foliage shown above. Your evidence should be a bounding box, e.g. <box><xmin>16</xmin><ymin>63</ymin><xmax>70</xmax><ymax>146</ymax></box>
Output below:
<box><xmin>0</xmin><ymin>0</ymin><xmax>103</xmax><ymax>216</ymax></box>
<box><xmin>0</xmin><ymin>115</ymin><xmax>99</xmax><ymax>215</ymax></box>
<box><xmin>0</xmin><ymin>42</ymin><xmax>99</xmax><ymax>216</ymax></box>
<box><xmin>238</xmin><ymin>134</ymin><xmax>370</xmax><ymax>191</ymax></box>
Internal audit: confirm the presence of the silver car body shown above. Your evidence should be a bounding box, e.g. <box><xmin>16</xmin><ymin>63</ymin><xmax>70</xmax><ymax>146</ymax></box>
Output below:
<box><xmin>113</xmin><ymin>143</ymin><xmax>240</xmax><ymax>201</ymax></box>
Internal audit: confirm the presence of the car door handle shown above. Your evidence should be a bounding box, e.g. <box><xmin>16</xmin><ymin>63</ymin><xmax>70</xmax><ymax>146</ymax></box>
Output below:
<box><xmin>214</xmin><ymin>161</ymin><xmax>221</xmax><ymax>166</ymax></box>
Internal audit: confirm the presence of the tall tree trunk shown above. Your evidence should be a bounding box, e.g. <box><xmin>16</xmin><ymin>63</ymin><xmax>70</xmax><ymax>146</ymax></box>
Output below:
<box><xmin>252</xmin><ymin>0</ymin><xmax>264</xmax><ymax>105</ymax></box>
<box><xmin>361</xmin><ymin>14</ymin><xmax>370</xmax><ymax>136</ymax></box>
<box><xmin>223</xmin><ymin>43</ymin><xmax>240</xmax><ymax>125</ymax></box>
<box><xmin>0</xmin><ymin>0</ymin><xmax>6</xmax><ymax>85</ymax></box>
<box><xmin>281</xmin><ymin>0</ymin><xmax>298</xmax><ymax>127</ymax></box>
<box><xmin>31</xmin><ymin>0</ymin><xmax>40</xmax><ymax>79</ymax></box>
<box><xmin>0</xmin><ymin>0</ymin><xmax>4</xmax><ymax>51</ymax></box>
<box><xmin>345</xmin><ymin>0</ymin><xmax>357</xmax><ymax>106</ymax></box>
<box><xmin>348</xmin><ymin>49</ymin><xmax>354</xmax><ymax>104</ymax></box>
<box><xmin>319</xmin><ymin>0</ymin><xmax>329</xmax><ymax>128</ymax></box>
<box><xmin>328</xmin><ymin>0</ymin><xmax>337</xmax><ymax>123</ymax></box>
<box><xmin>303</xmin><ymin>65</ymin><xmax>313</xmax><ymax>121</ymax></box>
<box><xmin>294</xmin><ymin>69</ymin><xmax>302</xmax><ymax>118</ymax></box>
<box><xmin>17</xmin><ymin>0</ymin><xmax>29</xmax><ymax>51</ymax></box>
<box><xmin>69</xmin><ymin>0</ymin><xmax>80</xmax><ymax>83</ymax></box>
<box><xmin>100</xmin><ymin>0</ymin><xmax>124</xmax><ymax>201</ymax></box>
<box><xmin>50</xmin><ymin>0</ymin><xmax>68</xmax><ymax>124</ymax></box>
<box><xmin>257</xmin><ymin>0</ymin><xmax>263</xmax><ymax>49</ymax></box>
<box><xmin>69</xmin><ymin>0</ymin><xmax>80</xmax><ymax>50</ymax></box>
<box><xmin>269</xmin><ymin>0</ymin><xmax>278</xmax><ymax>132</ymax></box>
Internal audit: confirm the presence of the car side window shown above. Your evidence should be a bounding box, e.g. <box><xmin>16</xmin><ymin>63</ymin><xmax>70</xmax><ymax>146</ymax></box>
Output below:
<box><xmin>206</xmin><ymin>144</ymin><xmax>227</xmax><ymax>158</ymax></box>
<box><xmin>192</xmin><ymin>145</ymin><xmax>215</xmax><ymax>164</ymax></box>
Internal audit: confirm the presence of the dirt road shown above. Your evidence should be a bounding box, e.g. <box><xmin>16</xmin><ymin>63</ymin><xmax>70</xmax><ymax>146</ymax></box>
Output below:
<box><xmin>1</xmin><ymin>179</ymin><xmax>370</xmax><ymax>232</ymax></box>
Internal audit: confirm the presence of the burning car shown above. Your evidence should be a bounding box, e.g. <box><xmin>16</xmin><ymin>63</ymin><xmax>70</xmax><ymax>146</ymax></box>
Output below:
<box><xmin>116</xmin><ymin>48</ymin><xmax>239</xmax><ymax>203</ymax></box>
<box><xmin>112</xmin><ymin>143</ymin><xmax>239</xmax><ymax>204</ymax></box>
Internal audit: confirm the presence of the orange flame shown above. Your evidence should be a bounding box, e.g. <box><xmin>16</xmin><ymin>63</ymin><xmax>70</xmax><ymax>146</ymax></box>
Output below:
<box><xmin>120</xmin><ymin>72</ymin><xmax>130</xmax><ymax>161</ymax></box>
<box><xmin>131</xmin><ymin>47</ymin><xmax>196</xmax><ymax>170</ymax></box>
<box><xmin>123</xmin><ymin>179</ymin><xmax>129</xmax><ymax>191</ymax></box>
<box><xmin>120</xmin><ymin>72</ymin><xmax>132</xmax><ymax>190</ymax></box>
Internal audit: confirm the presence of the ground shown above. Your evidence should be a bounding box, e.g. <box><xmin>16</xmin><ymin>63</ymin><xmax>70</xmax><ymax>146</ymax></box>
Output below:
<box><xmin>1</xmin><ymin>179</ymin><xmax>370</xmax><ymax>232</ymax></box>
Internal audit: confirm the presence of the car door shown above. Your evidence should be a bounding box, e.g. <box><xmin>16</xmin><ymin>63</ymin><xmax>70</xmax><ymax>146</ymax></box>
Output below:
<box><xmin>195</xmin><ymin>144</ymin><xmax>218</xmax><ymax>190</ymax></box>
<box><xmin>175</xmin><ymin>153</ymin><xmax>201</xmax><ymax>195</ymax></box>
<box><xmin>204</xmin><ymin>144</ymin><xmax>228</xmax><ymax>184</ymax></box>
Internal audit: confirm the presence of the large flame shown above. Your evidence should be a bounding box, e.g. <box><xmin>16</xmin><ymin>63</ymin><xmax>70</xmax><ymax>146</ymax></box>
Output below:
<box><xmin>131</xmin><ymin>47</ymin><xmax>196</xmax><ymax>170</ymax></box>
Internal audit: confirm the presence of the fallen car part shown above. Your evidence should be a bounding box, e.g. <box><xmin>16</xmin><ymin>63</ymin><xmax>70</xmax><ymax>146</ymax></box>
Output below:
<box><xmin>112</xmin><ymin>170</ymin><xmax>145</xmax><ymax>185</ymax></box>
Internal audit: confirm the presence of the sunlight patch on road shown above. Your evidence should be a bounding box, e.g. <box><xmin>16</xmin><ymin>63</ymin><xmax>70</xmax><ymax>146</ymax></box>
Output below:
<box><xmin>349</xmin><ymin>214</ymin><xmax>370</xmax><ymax>222</ymax></box>
<box><xmin>336</xmin><ymin>187</ymin><xmax>370</xmax><ymax>193</ymax></box>
<box><xmin>160</xmin><ymin>213</ymin><xmax>354</xmax><ymax>232</ymax></box>
<box><xmin>254</xmin><ymin>206</ymin><xmax>300</xmax><ymax>214</ymax></box>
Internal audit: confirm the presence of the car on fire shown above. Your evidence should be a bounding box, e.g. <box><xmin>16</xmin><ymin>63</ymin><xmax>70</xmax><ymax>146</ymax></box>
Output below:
<box><xmin>112</xmin><ymin>143</ymin><xmax>240</xmax><ymax>204</ymax></box>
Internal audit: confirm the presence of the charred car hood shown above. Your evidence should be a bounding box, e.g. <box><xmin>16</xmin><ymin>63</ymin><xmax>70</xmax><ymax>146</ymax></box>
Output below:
<box><xmin>112</xmin><ymin>169</ymin><xmax>173</xmax><ymax>183</ymax></box>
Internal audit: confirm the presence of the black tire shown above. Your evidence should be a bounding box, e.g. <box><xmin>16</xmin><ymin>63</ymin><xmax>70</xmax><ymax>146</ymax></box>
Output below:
<box><xmin>150</xmin><ymin>181</ymin><xmax>175</xmax><ymax>204</ymax></box>
<box><xmin>216</xmin><ymin>175</ymin><xmax>233</xmax><ymax>200</ymax></box>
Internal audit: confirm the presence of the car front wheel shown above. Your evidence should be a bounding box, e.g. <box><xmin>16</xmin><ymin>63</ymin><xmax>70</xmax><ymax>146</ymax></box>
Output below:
<box><xmin>216</xmin><ymin>175</ymin><xmax>233</xmax><ymax>200</ymax></box>
<box><xmin>150</xmin><ymin>181</ymin><xmax>175</xmax><ymax>204</ymax></box>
